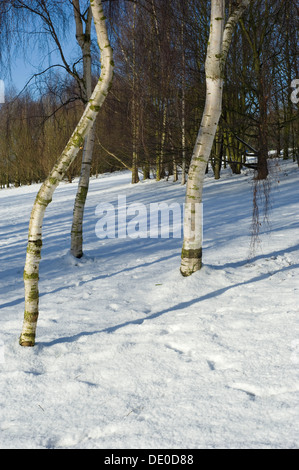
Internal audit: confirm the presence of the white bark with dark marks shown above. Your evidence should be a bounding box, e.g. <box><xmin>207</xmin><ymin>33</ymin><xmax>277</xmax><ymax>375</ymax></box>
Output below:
<box><xmin>19</xmin><ymin>0</ymin><xmax>114</xmax><ymax>346</ymax></box>
<box><xmin>180</xmin><ymin>0</ymin><xmax>250</xmax><ymax>277</ymax></box>
<box><xmin>71</xmin><ymin>1</ymin><xmax>95</xmax><ymax>258</ymax></box>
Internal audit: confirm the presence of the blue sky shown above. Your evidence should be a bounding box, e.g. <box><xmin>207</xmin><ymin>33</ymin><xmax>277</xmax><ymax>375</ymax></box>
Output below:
<box><xmin>10</xmin><ymin>58</ymin><xmax>39</xmax><ymax>92</ymax></box>
<box><xmin>4</xmin><ymin>19</ymin><xmax>80</xmax><ymax>96</ymax></box>
<box><xmin>9</xmin><ymin>40</ymin><xmax>79</xmax><ymax>94</ymax></box>
<box><xmin>2</xmin><ymin>3</ymin><xmax>104</xmax><ymax>98</ymax></box>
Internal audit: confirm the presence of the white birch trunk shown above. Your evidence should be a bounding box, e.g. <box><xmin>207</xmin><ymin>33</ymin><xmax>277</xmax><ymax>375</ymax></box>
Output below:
<box><xmin>180</xmin><ymin>0</ymin><xmax>250</xmax><ymax>276</ymax></box>
<box><xmin>70</xmin><ymin>125</ymin><xmax>96</xmax><ymax>258</ymax></box>
<box><xmin>159</xmin><ymin>102</ymin><xmax>167</xmax><ymax>179</ymax></box>
<box><xmin>19</xmin><ymin>0</ymin><xmax>114</xmax><ymax>346</ymax></box>
<box><xmin>71</xmin><ymin>3</ymin><xmax>95</xmax><ymax>258</ymax></box>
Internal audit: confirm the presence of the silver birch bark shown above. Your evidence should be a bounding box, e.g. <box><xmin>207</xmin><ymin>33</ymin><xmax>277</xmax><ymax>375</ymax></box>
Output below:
<box><xmin>180</xmin><ymin>0</ymin><xmax>250</xmax><ymax>277</ymax></box>
<box><xmin>181</xmin><ymin>13</ymin><xmax>186</xmax><ymax>186</ymax></box>
<box><xmin>19</xmin><ymin>0</ymin><xmax>114</xmax><ymax>346</ymax></box>
<box><xmin>71</xmin><ymin>2</ymin><xmax>95</xmax><ymax>258</ymax></box>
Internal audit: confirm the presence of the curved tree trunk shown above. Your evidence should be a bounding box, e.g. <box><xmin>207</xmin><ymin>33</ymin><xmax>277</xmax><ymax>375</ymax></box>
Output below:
<box><xmin>180</xmin><ymin>0</ymin><xmax>250</xmax><ymax>277</ymax></box>
<box><xmin>19</xmin><ymin>0</ymin><xmax>114</xmax><ymax>347</ymax></box>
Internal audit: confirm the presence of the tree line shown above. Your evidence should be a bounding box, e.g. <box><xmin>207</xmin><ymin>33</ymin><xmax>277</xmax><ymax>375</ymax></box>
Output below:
<box><xmin>0</xmin><ymin>0</ymin><xmax>298</xmax><ymax>190</ymax></box>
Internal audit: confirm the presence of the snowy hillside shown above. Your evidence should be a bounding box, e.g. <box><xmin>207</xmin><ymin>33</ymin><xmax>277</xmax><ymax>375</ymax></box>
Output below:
<box><xmin>0</xmin><ymin>160</ymin><xmax>298</xmax><ymax>449</ymax></box>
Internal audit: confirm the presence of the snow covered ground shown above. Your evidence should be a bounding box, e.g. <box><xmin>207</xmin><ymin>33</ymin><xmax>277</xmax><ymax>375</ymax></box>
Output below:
<box><xmin>0</xmin><ymin>160</ymin><xmax>298</xmax><ymax>449</ymax></box>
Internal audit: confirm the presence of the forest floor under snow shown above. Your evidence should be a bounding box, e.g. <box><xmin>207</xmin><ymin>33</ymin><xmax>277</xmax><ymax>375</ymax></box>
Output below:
<box><xmin>0</xmin><ymin>159</ymin><xmax>298</xmax><ymax>449</ymax></box>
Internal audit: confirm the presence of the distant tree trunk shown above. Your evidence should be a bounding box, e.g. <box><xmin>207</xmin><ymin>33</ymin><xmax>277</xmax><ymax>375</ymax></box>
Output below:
<box><xmin>214</xmin><ymin>127</ymin><xmax>223</xmax><ymax>180</ymax></box>
<box><xmin>257</xmin><ymin>74</ymin><xmax>269</xmax><ymax>180</ymax></box>
<box><xmin>240</xmin><ymin>2</ymin><xmax>269</xmax><ymax>180</ymax></box>
<box><xmin>180</xmin><ymin>0</ymin><xmax>250</xmax><ymax>277</ymax></box>
<box><xmin>181</xmin><ymin>12</ymin><xmax>186</xmax><ymax>185</ymax></box>
<box><xmin>169</xmin><ymin>130</ymin><xmax>178</xmax><ymax>182</ymax></box>
<box><xmin>173</xmin><ymin>155</ymin><xmax>178</xmax><ymax>182</ymax></box>
<box><xmin>160</xmin><ymin>102</ymin><xmax>167</xmax><ymax>178</ymax></box>
<box><xmin>131</xmin><ymin>2</ymin><xmax>140</xmax><ymax>184</ymax></box>
<box><xmin>19</xmin><ymin>0</ymin><xmax>114</xmax><ymax>347</ymax></box>
<box><xmin>155</xmin><ymin>101</ymin><xmax>167</xmax><ymax>181</ymax></box>
<box><xmin>143</xmin><ymin>163</ymin><xmax>150</xmax><ymax>180</ymax></box>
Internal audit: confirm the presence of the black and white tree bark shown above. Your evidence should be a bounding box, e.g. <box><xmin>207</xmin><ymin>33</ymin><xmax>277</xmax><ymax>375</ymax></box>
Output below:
<box><xmin>70</xmin><ymin>1</ymin><xmax>96</xmax><ymax>258</ymax></box>
<box><xmin>6</xmin><ymin>0</ymin><xmax>103</xmax><ymax>259</ymax></box>
<box><xmin>19</xmin><ymin>0</ymin><xmax>114</xmax><ymax>346</ymax></box>
<box><xmin>180</xmin><ymin>0</ymin><xmax>251</xmax><ymax>277</ymax></box>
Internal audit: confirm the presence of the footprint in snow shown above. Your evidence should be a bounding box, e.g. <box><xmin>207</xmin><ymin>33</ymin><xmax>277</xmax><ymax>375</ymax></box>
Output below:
<box><xmin>165</xmin><ymin>343</ymin><xmax>193</xmax><ymax>362</ymax></box>
<box><xmin>109</xmin><ymin>303</ymin><xmax>119</xmax><ymax>311</ymax></box>
<box><xmin>227</xmin><ymin>382</ymin><xmax>299</xmax><ymax>399</ymax></box>
<box><xmin>206</xmin><ymin>355</ymin><xmax>240</xmax><ymax>372</ymax></box>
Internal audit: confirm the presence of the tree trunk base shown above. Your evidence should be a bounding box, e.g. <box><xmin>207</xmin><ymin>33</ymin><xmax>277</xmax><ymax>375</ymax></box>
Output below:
<box><xmin>70</xmin><ymin>248</ymin><xmax>83</xmax><ymax>259</ymax></box>
<box><xmin>180</xmin><ymin>249</ymin><xmax>202</xmax><ymax>277</ymax></box>
<box><xmin>19</xmin><ymin>339</ymin><xmax>35</xmax><ymax>347</ymax></box>
<box><xmin>19</xmin><ymin>331</ymin><xmax>36</xmax><ymax>347</ymax></box>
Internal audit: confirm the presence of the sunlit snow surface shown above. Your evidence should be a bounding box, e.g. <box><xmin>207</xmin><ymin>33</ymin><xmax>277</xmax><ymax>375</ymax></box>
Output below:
<box><xmin>0</xmin><ymin>160</ymin><xmax>298</xmax><ymax>448</ymax></box>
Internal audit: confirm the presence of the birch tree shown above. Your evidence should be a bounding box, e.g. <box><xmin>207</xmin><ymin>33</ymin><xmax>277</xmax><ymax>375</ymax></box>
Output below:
<box><xmin>180</xmin><ymin>0</ymin><xmax>251</xmax><ymax>277</ymax></box>
<box><xmin>70</xmin><ymin>0</ymin><xmax>96</xmax><ymax>258</ymax></box>
<box><xmin>19</xmin><ymin>0</ymin><xmax>114</xmax><ymax>347</ymax></box>
<box><xmin>5</xmin><ymin>0</ymin><xmax>102</xmax><ymax>258</ymax></box>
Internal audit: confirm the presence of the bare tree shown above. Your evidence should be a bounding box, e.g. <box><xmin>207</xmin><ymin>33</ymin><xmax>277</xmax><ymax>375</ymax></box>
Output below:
<box><xmin>5</xmin><ymin>0</ymin><xmax>103</xmax><ymax>258</ymax></box>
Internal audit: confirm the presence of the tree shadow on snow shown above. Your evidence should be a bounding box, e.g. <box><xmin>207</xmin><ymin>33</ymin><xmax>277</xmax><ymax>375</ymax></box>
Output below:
<box><xmin>38</xmin><ymin>260</ymin><xmax>299</xmax><ymax>348</ymax></box>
